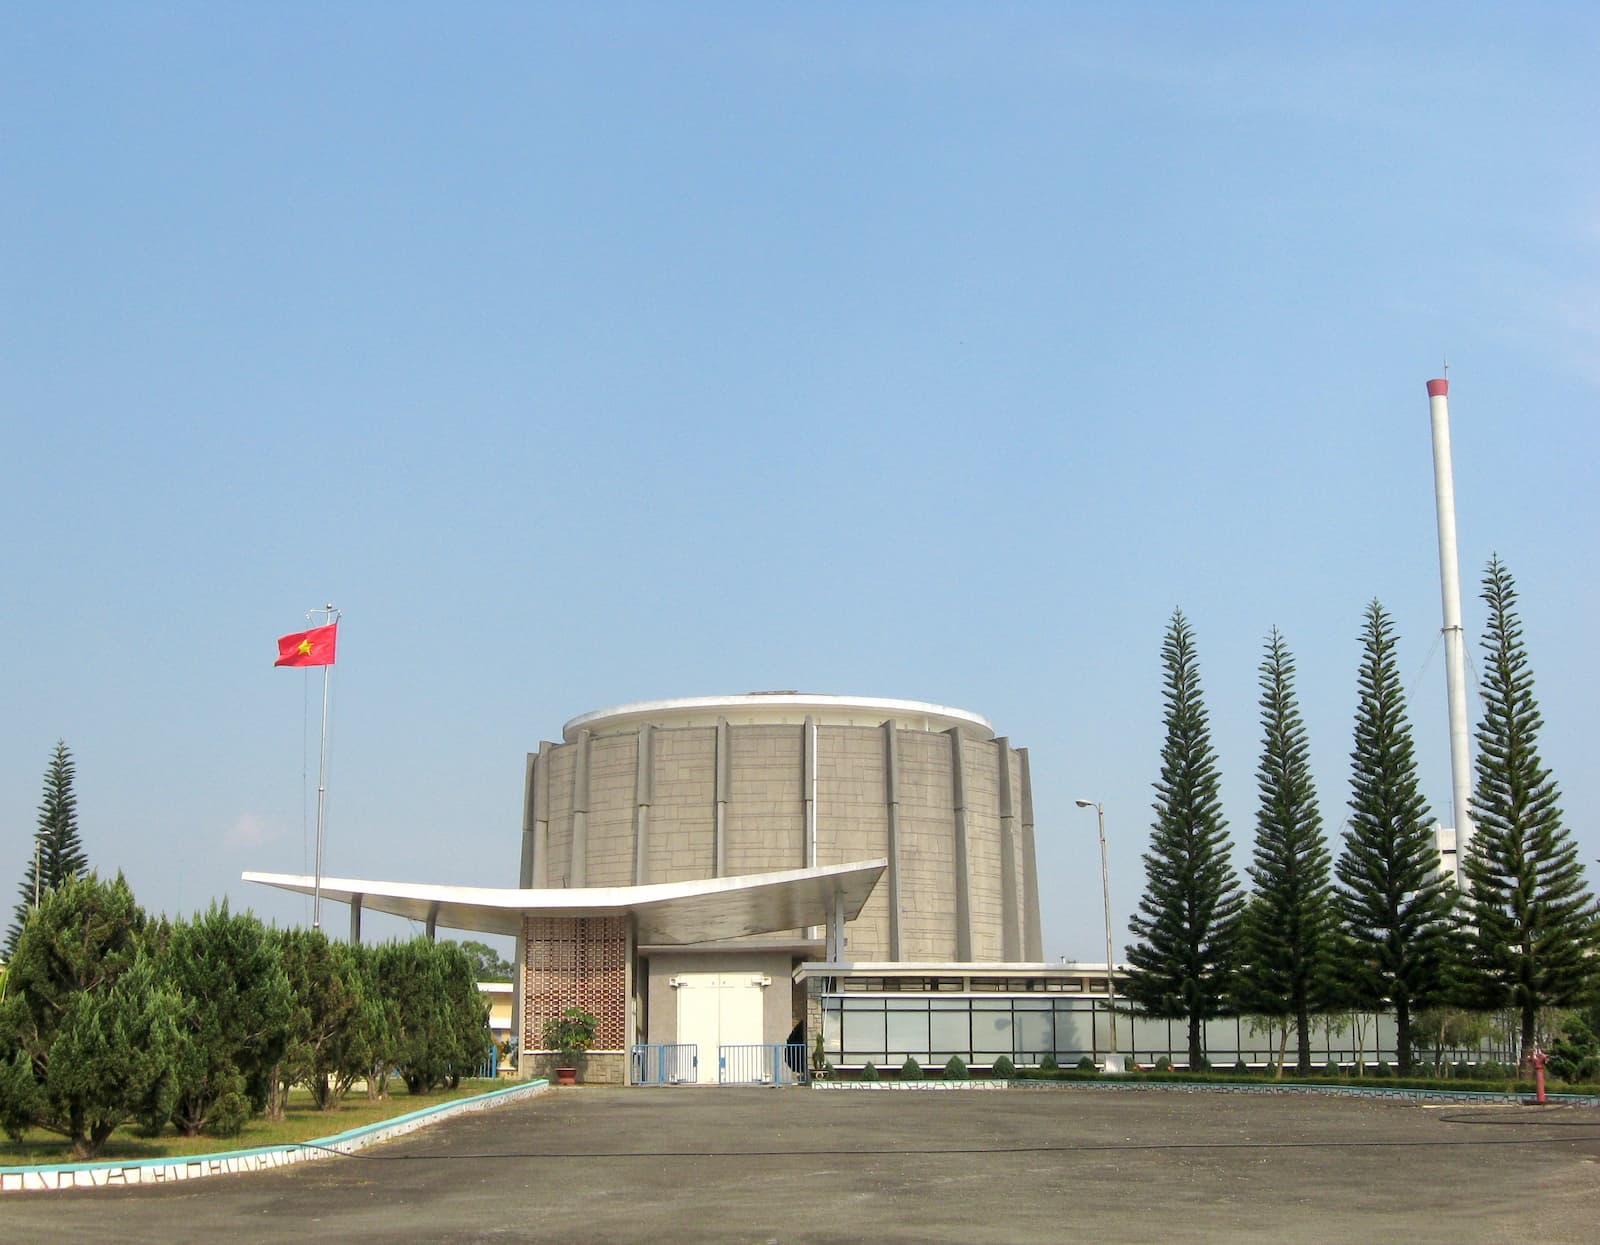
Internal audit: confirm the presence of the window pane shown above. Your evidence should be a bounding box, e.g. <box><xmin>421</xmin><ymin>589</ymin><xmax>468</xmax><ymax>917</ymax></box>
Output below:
<box><xmin>1052</xmin><ymin>1006</ymin><xmax>1092</xmax><ymax>1058</ymax></box>
<box><xmin>1016</xmin><ymin>1009</ymin><xmax>1053</xmax><ymax>1059</ymax></box>
<box><xmin>841</xmin><ymin>1007</ymin><xmax>886</xmax><ymax>1060</ymax></box>
<box><xmin>886</xmin><ymin>1009</ymin><xmax>929</xmax><ymax>1058</ymax></box>
<box><xmin>973</xmin><ymin>1009</ymin><xmax>1013</xmax><ymax>1061</ymax></box>
<box><xmin>930</xmin><ymin>1008</ymin><xmax>970</xmax><ymax>1054</ymax></box>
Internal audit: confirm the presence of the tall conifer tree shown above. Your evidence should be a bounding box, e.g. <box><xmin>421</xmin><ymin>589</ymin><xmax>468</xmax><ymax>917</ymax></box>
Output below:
<box><xmin>1335</xmin><ymin>601</ymin><xmax>1455</xmax><ymax>1072</ymax></box>
<box><xmin>1236</xmin><ymin>629</ymin><xmax>1336</xmax><ymax>1075</ymax></box>
<box><xmin>1125</xmin><ymin>610</ymin><xmax>1244</xmax><ymax>1068</ymax></box>
<box><xmin>6</xmin><ymin>740</ymin><xmax>89</xmax><ymax>959</ymax></box>
<box><xmin>1460</xmin><ymin>557</ymin><xmax>1596</xmax><ymax>1064</ymax></box>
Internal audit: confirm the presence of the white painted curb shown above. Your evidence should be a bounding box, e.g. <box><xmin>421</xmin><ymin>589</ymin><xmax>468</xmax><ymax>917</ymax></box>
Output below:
<box><xmin>0</xmin><ymin>1079</ymin><xmax>550</xmax><ymax>1194</ymax></box>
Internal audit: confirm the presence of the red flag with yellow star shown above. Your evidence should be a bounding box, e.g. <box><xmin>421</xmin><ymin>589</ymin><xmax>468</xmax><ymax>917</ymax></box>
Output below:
<box><xmin>275</xmin><ymin>623</ymin><xmax>338</xmax><ymax>667</ymax></box>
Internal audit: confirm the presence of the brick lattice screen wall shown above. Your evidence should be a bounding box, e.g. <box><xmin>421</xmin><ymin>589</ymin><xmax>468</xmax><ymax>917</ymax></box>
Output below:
<box><xmin>523</xmin><ymin>915</ymin><xmax>629</xmax><ymax>1050</ymax></box>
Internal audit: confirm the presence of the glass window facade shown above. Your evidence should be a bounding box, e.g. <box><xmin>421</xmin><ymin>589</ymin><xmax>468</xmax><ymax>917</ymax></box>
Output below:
<box><xmin>820</xmin><ymin>992</ymin><xmax>1412</xmax><ymax>1069</ymax></box>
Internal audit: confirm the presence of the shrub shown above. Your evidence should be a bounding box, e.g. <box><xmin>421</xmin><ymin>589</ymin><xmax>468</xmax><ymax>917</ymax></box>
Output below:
<box><xmin>1231</xmin><ymin>1060</ymin><xmax>1248</xmax><ymax>1075</ymax></box>
<box><xmin>900</xmin><ymin>1057</ymin><xmax>923</xmax><ymax>1081</ymax></box>
<box><xmin>541</xmin><ymin>1007</ymin><xmax>598</xmax><ymax>1056</ymax></box>
<box><xmin>1040</xmin><ymin>1053</ymin><xmax>1060</xmax><ymax>1071</ymax></box>
<box><xmin>1154</xmin><ymin>1056</ymin><xmax>1172</xmax><ymax>1072</ymax></box>
<box><xmin>861</xmin><ymin>1061</ymin><xmax>879</xmax><ymax>1082</ymax></box>
<box><xmin>1546</xmin><ymin>1016</ymin><xmax>1600</xmax><ymax>1083</ymax></box>
<box><xmin>1075</xmin><ymin>1056</ymin><xmax>1095</xmax><ymax>1071</ymax></box>
<box><xmin>944</xmin><ymin>1056</ymin><xmax>969</xmax><ymax>1081</ymax></box>
<box><xmin>991</xmin><ymin>1055</ymin><xmax>1015</xmax><ymax>1080</ymax></box>
<box><xmin>1373</xmin><ymin>1061</ymin><xmax>1391</xmax><ymax>1078</ymax></box>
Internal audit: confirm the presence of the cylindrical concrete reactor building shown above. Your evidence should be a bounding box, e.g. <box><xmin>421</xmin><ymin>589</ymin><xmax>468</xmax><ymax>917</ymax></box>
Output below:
<box><xmin>520</xmin><ymin>694</ymin><xmax>1044</xmax><ymax>963</ymax></box>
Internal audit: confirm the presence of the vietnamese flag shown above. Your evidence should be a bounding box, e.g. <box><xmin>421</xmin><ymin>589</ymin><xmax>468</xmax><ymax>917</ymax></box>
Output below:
<box><xmin>275</xmin><ymin>623</ymin><xmax>338</xmax><ymax>667</ymax></box>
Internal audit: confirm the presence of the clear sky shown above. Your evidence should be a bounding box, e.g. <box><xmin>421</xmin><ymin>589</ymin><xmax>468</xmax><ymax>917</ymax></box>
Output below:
<box><xmin>4</xmin><ymin>4</ymin><xmax>1596</xmax><ymax>962</ymax></box>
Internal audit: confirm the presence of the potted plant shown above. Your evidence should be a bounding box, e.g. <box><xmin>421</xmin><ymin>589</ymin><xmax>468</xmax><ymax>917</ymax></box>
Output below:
<box><xmin>542</xmin><ymin>1007</ymin><xmax>598</xmax><ymax>1085</ymax></box>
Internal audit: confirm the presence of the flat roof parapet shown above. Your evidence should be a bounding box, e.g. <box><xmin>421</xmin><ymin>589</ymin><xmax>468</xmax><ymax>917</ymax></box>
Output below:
<box><xmin>562</xmin><ymin>694</ymin><xmax>995</xmax><ymax>742</ymax></box>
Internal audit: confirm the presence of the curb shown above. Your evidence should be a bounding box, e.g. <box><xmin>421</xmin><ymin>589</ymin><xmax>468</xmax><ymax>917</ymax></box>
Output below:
<box><xmin>817</xmin><ymin>1078</ymin><xmax>1600</xmax><ymax>1106</ymax></box>
<box><xmin>0</xmin><ymin>1079</ymin><xmax>551</xmax><ymax>1194</ymax></box>
<box><xmin>813</xmin><ymin>1080</ymin><xmax>1007</xmax><ymax>1091</ymax></box>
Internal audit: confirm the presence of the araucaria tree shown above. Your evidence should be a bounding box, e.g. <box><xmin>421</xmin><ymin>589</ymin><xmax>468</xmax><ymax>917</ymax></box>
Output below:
<box><xmin>1235</xmin><ymin>629</ymin><xmax>1336</xmax><ymax>1076</ymax></box>
<box><xmin>6</xmin><ymin>740</ymin><xmax>90</xmax><ymax>959</ymax></box>
<box><xmin>1125</xmin><ymin>610</ymin><xmax>1245</xmax><ymax>1068</ymax></box>
<box><xmin>1460</xmin><ymin>557</ymin><xmax>1596</xmax><ymax>1064</ymax></box>
<box><xmin>1335</xmin><ymin>601</ymin><xmax>1455</xmax><ymax>1072</ymax></box>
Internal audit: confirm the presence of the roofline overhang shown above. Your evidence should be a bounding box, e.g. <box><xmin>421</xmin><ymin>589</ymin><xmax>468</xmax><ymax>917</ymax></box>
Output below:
<box><xmin>244</xmin><ymin>859</ymin><xmax>887</xmax><ymax>944</ymax></box>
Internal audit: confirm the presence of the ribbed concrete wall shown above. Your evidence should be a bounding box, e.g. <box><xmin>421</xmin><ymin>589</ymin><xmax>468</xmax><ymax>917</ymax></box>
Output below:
<box><xmin>523</xmin><ymin>700</ymin><xmax>1038</xmax><ymax>963</ymax></box>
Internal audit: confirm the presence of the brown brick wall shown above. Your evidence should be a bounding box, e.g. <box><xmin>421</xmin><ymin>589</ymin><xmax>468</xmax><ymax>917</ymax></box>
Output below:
<box><xmin>523</xmin><ymin>915</ymin><xmax>629</xmax><ymax>1051</ymax></box>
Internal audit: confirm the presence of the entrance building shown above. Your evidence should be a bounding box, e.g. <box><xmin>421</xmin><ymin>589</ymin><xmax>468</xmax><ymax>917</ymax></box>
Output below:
<box><xmin>247</xmin><ymin>694</ymin><xmax>1058</xmax><ymax>1083</ymax></box>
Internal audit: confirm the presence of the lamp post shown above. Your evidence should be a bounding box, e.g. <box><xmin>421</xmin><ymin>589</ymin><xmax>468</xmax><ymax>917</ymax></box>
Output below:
<box><xmin>1075</xmin><ymin>799</ymin><xmax>1117</xmax><ymax>1057</ymax></box>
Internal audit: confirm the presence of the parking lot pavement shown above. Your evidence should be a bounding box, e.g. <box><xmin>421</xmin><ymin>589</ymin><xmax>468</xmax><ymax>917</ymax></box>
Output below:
<box><xmin>7</xmin><ymin>1086</ymin><xmax>1600</xmax><ymax>1243</ymax></box>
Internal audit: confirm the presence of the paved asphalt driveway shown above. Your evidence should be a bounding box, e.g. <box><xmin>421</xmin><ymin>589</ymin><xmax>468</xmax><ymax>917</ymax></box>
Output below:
<box><xmin>6</xmin><ymin>1086</ymin><xmax>1600</xmax><ymax>1243</ymax></box>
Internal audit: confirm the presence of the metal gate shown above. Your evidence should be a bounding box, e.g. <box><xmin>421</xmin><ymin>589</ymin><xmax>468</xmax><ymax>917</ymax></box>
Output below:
<box><xmin>630</xmin><ymin>1043</ymin><xmax>698</xmax><ymax>1085</ymax></box>
<box><xmin>718</xmin><ymin>1043</ymin><xmax>809</xmax><ymax>1086</ymax></box>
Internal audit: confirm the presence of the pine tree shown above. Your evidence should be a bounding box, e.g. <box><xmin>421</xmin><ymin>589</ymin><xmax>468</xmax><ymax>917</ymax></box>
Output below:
<box><xmin>1460</xmin><ymin>557</ymin><xmax>1596</xmax><ymax>1064</ymax></box>
<box><xmin>1235</xmin><ymin>629</ymin><xmax>1336</xmax><ymax>1075</ymax></box>
<box><xmin>6</xmin><ymin>740</ymin><xmax>89</xmax><ymax>959</ymax></box>
<box><xmin>1335</xmin><ymin>601</ymin><xmax>1455</xmax><ymax>1072</ymax></box>
<box><xmin>1125</xmin><ymin>610</ymin><xmax>1245</xmax><ymax>1068</ymax></box>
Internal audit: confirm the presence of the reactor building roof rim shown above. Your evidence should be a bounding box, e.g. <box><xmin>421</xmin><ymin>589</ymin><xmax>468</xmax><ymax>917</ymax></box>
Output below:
<box><xmin>561</xmin><ymin>694</ymin><xmax>996</xmax><ymax>742</ymax></box>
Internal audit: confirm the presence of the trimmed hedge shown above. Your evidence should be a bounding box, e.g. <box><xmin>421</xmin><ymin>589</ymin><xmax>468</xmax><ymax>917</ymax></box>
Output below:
<box><xmin>1012</xmin><ymin>1067</ymin><xmax>1600</xmax><ymax>1095</ymax></box>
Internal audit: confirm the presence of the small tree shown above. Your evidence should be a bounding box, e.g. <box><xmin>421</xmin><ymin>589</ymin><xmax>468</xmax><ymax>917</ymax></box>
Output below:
<box><xmin>158</xmin><ymin>903</ymin><xmax>292</xmax><ymax>1136</ymax></box>
<box><xmin>0</xmin><ymin>873</ymin><xmax>180</xmax><ymax>1158</ymax></box>
<box><xmin>452</xmin><ymin>939</ymin><xmax>515</xmax><ymax>982</ymax></box>
<box><xmin>542</xmin><ymin>1007</ymin><xmax>598</xmax><ymax>1061</ymax></box>
<box><xmin>6</xmin><ymin>741</ymin><xmax>90</xmax><ymax>959</ymax></box>
<box><xmin>1125</xmin><ymin>611</ymin><xmax>1245</xmax><ymax>1068</ymax></box>
<box><xmin>275</xmin><ymin>929</ymin><xmax>381</xmax><ymax>1111</ymax></box>
<box><xmin>1459</xmin><ymin>558</ymin><xmax>1598</xmax><ymax>1065</ymax></box>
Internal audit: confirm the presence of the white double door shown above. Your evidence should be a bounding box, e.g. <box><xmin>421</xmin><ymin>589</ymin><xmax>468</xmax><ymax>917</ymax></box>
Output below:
<box><xmin>674</xmin><ymin>972</ymin><xmax>766</xmax><ymax>1084</ymax></box>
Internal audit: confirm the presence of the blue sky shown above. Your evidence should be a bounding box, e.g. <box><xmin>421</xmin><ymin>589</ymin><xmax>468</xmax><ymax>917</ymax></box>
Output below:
<box><xmin>4</xmin><ymin>4</ymin><xmax>1596</xmax><ymax>961</ymax></box>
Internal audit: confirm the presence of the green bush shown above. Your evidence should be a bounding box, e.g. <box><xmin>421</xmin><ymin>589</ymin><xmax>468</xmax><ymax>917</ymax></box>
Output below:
<box><xmin>1075</xmin><ymin>1056</ymin><xmax>1095</xmax><ymax>1071</ymax></box>
<box><xmin>1154</xmin><ymin>1056</ymin><xmax>1172</xmax><ymax>1072</ymax></box>
<box><xmin>1372</xmin><ymin>1061</ymin><xmax>1392</xmax><ymax>1078</ymax></box>
<box><xmin>944</xmin><ymin>1056</ymin><xmax>969</xmax><ymax>1081</ymax></box>
<box><xmin>900</xmin><ymin>1057</ymin><xmax>923</xmax><ymax>1081</ymax></box>
<box><xmin>1547</xmin><ymin>1016</ymin><xmax>1600</xmax><ymax>1084</ymax></box>
<box><xmin>861</xmin><ymin>1061</ymin><xmax>879</xmax><ymax>1082</ymax></box>
<box><xmin>1231</xmin><ymin>1060</ymin><xmax>1248</xmax><ymax>1075</ymax></box>
<box><xmin>991</xmin><ymin>1055</ymin><xmax>1015</xmax><ymax>1080</ymax></box>
<box><xmin>1040</xmin><ymin>1053</ymin><xmax>1059</xmax><ymax>1071</ymax></box>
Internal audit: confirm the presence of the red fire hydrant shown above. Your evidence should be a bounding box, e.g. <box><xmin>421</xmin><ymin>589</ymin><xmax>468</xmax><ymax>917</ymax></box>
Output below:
<box><xmin>1531</xmin><ymin>1047</ymin><xmax>1548</xmax><ymax>1105</ymax></box>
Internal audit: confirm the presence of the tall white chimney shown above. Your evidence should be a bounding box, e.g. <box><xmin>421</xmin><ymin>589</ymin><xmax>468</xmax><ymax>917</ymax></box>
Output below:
<box><xmin>1427</xmin><ymin>377</ymin><xmax>1473</xmax><ymax>887</ymax></box>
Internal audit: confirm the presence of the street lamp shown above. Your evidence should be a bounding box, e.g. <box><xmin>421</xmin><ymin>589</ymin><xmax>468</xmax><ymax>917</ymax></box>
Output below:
<box><xmin>1075</xmin><ymin>799</ymin><xmax>1117</xmax><ymax>1057</ymax></box>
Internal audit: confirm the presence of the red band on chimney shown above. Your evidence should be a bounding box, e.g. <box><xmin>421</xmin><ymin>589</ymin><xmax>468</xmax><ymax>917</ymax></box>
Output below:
<box><xmin>1427</xmin><ymin>379</ymin><xmax>1449</xmax><ymax>398</ymax></box>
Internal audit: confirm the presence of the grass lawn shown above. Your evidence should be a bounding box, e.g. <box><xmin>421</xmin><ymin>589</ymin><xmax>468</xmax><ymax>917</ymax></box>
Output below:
<box><xmin>0</xmin><ymin>1079</ymin><xmax>506</xmax><ymax>1167</ymax></box>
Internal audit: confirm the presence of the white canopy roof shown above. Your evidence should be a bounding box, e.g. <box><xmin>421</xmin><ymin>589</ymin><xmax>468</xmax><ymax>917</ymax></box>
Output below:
<box><xmin>243</xmin><ymin>858</ymin><xmax>886</xmax><ymax>943</ymax></box>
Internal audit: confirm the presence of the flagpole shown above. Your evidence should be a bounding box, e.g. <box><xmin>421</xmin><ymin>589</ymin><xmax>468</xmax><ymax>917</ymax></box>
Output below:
<box><xmin>309</xmin><ymin>603</ymin><xmax>339</xmax><ymax>930</ymax></box>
